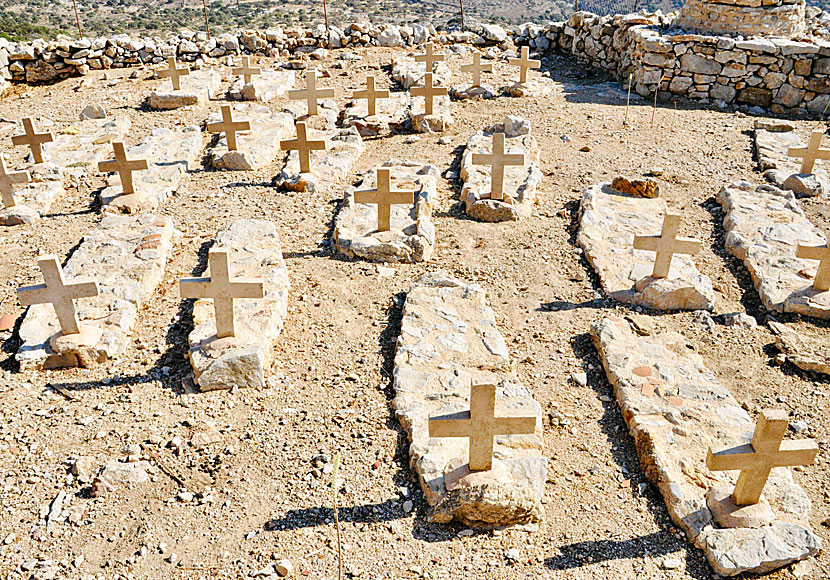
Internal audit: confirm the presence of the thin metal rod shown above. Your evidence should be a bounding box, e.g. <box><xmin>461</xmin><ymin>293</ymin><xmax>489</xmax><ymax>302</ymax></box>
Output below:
<box><xmin>459</xmin><ymin>0</ymin><xmax>465</xmax><ymax>32</ymax></box>
<box><xmin>72</xmin><ymin>0</ymin><xmax>83</xmax><ymax>38</ymax></box>
<box><xmin>202</xmin><ymin>0</ymin><xmax>211</xmax><ymax>38</ymax></box>
<box><xmin>323</xmin><ymin>0</ymin><xmax>329</xmax><ymax>33</ymax></box>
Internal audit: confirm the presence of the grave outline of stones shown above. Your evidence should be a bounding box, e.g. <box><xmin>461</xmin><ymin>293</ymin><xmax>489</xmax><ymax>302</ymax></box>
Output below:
<box><xmin>410</xmin><ymin>72</ymin><xmax>447</xmax><ymax>117</ymax></box>
<box><xmin>471</xmin><ymin>132</ymin><xmax>525</xmax><ymax>201</ymax></box>
<box><xmin>0</xmin><ymin>154</ymin><xmax>31</xmax><ymax>208</ymax></box>
<box><xmin>796</xmin><ymin>242</ymin><xmax>830</xmax><ymax>291</ymax></box>
<box><xmin>428</xmin><ymin>381</ymin><xmax>537</xmax><ymax>471</ymax></box>
<box><xmin>353</xmin><ymin>167</ymin><xmax>415</xmax><ymax>232</ymax></box>
<box><xmin>158</xmin><ymin>55</ymin><xmax>190</xmax><ymax>91</ymax></box>
<box><xmin>97</xmin><ymin>142</ymin><xmax>149</xmax><ymax>195</ymax></box>
<box><xmin>179</xmin><ymin>249</ymin><xmax>265</xmax><ymax>339</ymax></box>
<box><xmin>280</xmin><ymin>121</ymin><xmax>326</xmax><ymax>174</ymax></box>
<box><xmin>706</xmin><ymin>409</ymin><xmax>819</xmax><ymax>505</ymax></box>
<box><xmin>207</xmin><ymin>105</ymin><xmax>252</xmax><ymax>152</ymax></box>
<box><xmin>12</xmin><ymin>117</ymin><xmax>54</xmax><ymax>165</ymax></box>
<box><xmin>632</xmin><ymin>213</ymin><xmax>701</xmax><ymax>279</ymax></box>
<box><xmin>786</xmin><ymin>129</ymin><xmax>830</xmax><ymax>175</ymax></box>
<box><xmin>288</xmin><ymin>69</ymin><xmax>335</xmax><ymax>117</ymax></box>
<box><xmin>232</xmin><ymin>56</ymin><xmax>261</xmax><ymax>85</ymax></box>
<box><xmin>508</xmin><ymin>46</ymin><xmax>541</xmax><ymax>84</ymax></box>
<box><xmin>352</xmin><ymin>75</ymin><xmax>389</xmax><ymax>117</ymax></box>
<box><xmin>461</xmin><ymin>51</ymin><xmax>493</xmax><ymax>88</ymax></box>
<box><xmin>415</xmin><ymin>41</ymin><xmax>445</xmax><ymax>71</ymax></box>
<box><xmin>17</xmin><ymin>255</ymin><xmax>99</xmax><ymax>336</ymax></box>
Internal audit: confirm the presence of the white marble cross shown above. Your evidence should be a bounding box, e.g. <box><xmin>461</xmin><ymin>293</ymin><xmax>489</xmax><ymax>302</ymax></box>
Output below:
<box><xmin>508</xmin><ymin>46</ymin><xmax>541</xmax><ymax>84</ymax></box>
<box><xmin>354</xmin><ymin>168</ymin><xmax>414</xmax><ymax>232</ymax></box>
<box><xmin>410</xmin><ymin>72</ymin><xmax>447</xmax><ymax>116</ymax></box>
<box><xmin>233</xmin><ymin>56</ymin><xmax>261</xmax><ymax>84</ymax></box>
<box><xmin>787</xmin><ymin>130</ymin><xmax>830</xmax><ymax>175</ymax></box>
<box><xmin>0</xmin><ymin>155</ymin><xmax>31</xmax><ymax>208</ymax></box>
<box><xmin>471</xmin><ymin>133</ymin><xmax>525</xmax><ymax>201</ymax></box>
<box><xmin>207</xmin><ymin>105</ymin><xmax>251</xmax><ymax>152</ymax></box>
<box><xmin>461</xmin><ymin>52</ymin><xmax>492</xmax><ymax>88</ymax></box>
<box><xmin>797</xmin><ymin>242</ymin><xmax>830</xmax><ymax>291</ymax></box>
<box><xmin>12</xmin><ymin>117</ymin><xmax>54</xmax><ymax>164</ymax></box>
<box><xmin>633</xmin><ymin>213</ymin><xmax>701</xmax><ymax>279</ymax></box>
<box><xmin>158</xmin><ymin>56</ymin><xmax>190</xmax><ymax>91</ymax></box>
<box><xmin>97</xmin><ymin>142</ymin><xmax>149</xmax><ymax>195</ymax></box>
<box><xmin>415</xmin><ymin>42</ymin><xmax>445</xmax><ymax>71</ymax></box>
<box><xmin>289</xmin><ymin>70</ymin><xmax>335</xmax><ymax>117</ymax></box>
<box><xmin>280</xmin><ymin>121</ymin><xmax>326</xmax><ymax>174</ymax></box>
<box><xmin>352</xmin><ymin>75</ymin><xmax>389</xmax><ymax>117</ymax></box>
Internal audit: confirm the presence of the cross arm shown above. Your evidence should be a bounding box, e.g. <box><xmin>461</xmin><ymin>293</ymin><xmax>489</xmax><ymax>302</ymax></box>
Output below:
<box><xmin>775</xmin><ymin>440</ymin><xmax>819</xmax><ymax>466</ymax></box>
<box><xmin>494</xmin><ymin>416</ymin><xmax>537</xmax><ymax>435</ymax></box>
<box><xmin>179</xmin><ymin>277</ymin><xmax>214</xmax><ymax>299</ymax></box>
<box><xmin>632</xmin><ymin>235</ymin><xmax>660</xmax><ymax>252</ymax></box>
<box><xmin>227</xmin><ymin>279</ymin><xmax>265</xmax><ymax>300</ymax></box>
<box><xmin>706</xmin><ymin>443</ymin><xmax>754</xmax><ymax>471</ymax></box>
<box><xmin>429</xmin><ymin>411</ymin><xmax>472</xmax><ymax>437</ymax></box>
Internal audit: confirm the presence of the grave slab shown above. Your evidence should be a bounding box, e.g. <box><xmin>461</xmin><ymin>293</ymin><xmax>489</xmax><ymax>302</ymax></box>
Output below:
<box><xmin>0</xmin><ymin>179</ymin><xmax>63</xmax><ymax>226</ymax></box>
<box><xmin>342</xmin><ymin>92</ymin><xmax>410</xmax><ymax>137</ymax></box>
<box><xmin>410</xmin><ymin>94</ymin><xmax>452</xmax><ymax>133</ymax></box>
<box><xmin>186</xmin><ymin>220</ymin><xmax>289</xmax><ymax>391</ymax></box>
<box><xmin>460</xmin><ymin>117</ymin><xmax>542</xmax><ymax>222</ymax></box>
<box><xmin>334</xmin><ymin>161</ymin><xmax>438</xmax><ymax>263</ymax></box>
<box><xmin>208</xmin><ymin>104</ymin><xmax>295</xmax><ymax>171</ymax></box>
<box><xmin>450</xmin><ymin>84</ymin><xmax>496</xmax><ymax>100</ymax></box>
<box><xmin>590</xmin><ymin>316</ymin><xmax>821</xmax><ymax>576</ymax></box>
<box><xmin>579</xmin><ymin>183</ymin><xmax>715</xmax><ymax>311</ymax></box>
<box><xmin>769</xmin><ymin>321</ymin><xmax>830</xmax><ymax>376</ymax></box>
<box><xmin>17</xmin><ymin>213</ymin><xmax>176</xmax><ymax>370</ymax></box>
<box><xmin>282</xmin><ymin>98</ymin><xmax>338</xmax><ymax>131</ymax></box>
<box><xmin>147</xmin><ymin>69</ymin><xmax>222</xmax><ymax>110</ymax></box>
<box><xmin>228</xmin><ymin>69</ymin><xmax>295</xmax><ymax>103</ymax></box>
<box><xmin>391</xmin><ymin>57</ymin><xmax>453</xmax><ymax>90</ymax></box>
<box><xmin>754</xmin><ymin>123</ymin><xmax>830</xmax><ymax>198</ymax></box>
<box><xmin>276</xmin><ymin>126</ymin><xmax>364</xmax><ymax>193</ymax></box>
<box><xmin>392</xmin><ymin>271</ymin><xmax>545</xmax><ymax>527</ymax></box>
<box><xmin>717</xmin><ymin>181</ymin><xmax>830</xmax><ymax>318</ymax></box>
<box><xmin>100</xmin><ymin>126</ymin><xmax>202</xmax><ymax>214</ymax></box>
<box><xmin>503</xmin><ymin>78</ymin><xmax>555</xmax><ymax>98</ymax></box>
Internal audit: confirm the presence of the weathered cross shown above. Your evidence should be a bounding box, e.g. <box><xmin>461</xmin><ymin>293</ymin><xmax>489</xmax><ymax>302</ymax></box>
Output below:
<box><xmin>707</xmin><ymin>409</ymin><xmax>818</xmax><ymax>505</ymax></box>
<box><xmin>280</xmin><ymin>121</ymin><xmax>326</xmax><ymax>174</ymax></box>
<box><xmin>508</xmin><ymin>46</ymin><xmax>541</xmax><ymax>84</ymax></box>
<box><xmin>288</xmin><ymin>70</ymin><xmax>335</xmax><ymax>117</ymax></box>
<box><xmin>787</xmin><ymin>130</ymin><xmax>830</xmax><ymax>175</ymax></box>
<box><xmin>461</xmin><ymin>52</ymin><xmax>493</xmax><ymax>88</ymax></box>
<box><xmin>0</xmin><ymin>155</ymin><xmax>31</xmax><ymax>208</ymax></box>
<box><xmin>472</xmin><ymin>133</ymin><xmax>525</xmax><ymax>201</ymax></box>
<box><xmin>429</xmin><ymin>381</ymin><xmax>537</xmax><ymax>471</ymax></box>
<box><xmin>415</xmin><ymin>42</ymin><xmax>445</xmax><ymax>71</ymax></box>
<box><xmin>796</xmin><ymin>242</ymin><xmax>830</xmax><ymax>291</ymax></box>
<box><xmin>179</xmin><ymin>249</ymin><xmax>265</xmax><ymax>339</ymax></box>
<box><xmin>12</xmin><ymin>117</ymin><xmax>54</xmax><ymax>165</ymax></box>
<box><xmin>633</xmin><ymin>213</ymin><xmax>701</xmax><ymax>279</ymax></box>
<box><xmin>354</xmin><ymin>168</ymin><xmax>414</xmax><ymax>232</ymax></box>
<box><xmin>158</xmin><ymin>56</ymin><xmax>190</xmax><ymax>91</ymax></box>
<box><xmin>207</xmin><ymin>105</ymin><xmax>251</xmax><ymax>152</ymax></box>
<box><xmin>410</xmin><ymin>72</ymin><xmax>447</xmax><ymax>116</ymax></box>
<box><xmin>352</xmin><ymin>75</ymin><xmax>389</xmax><ymax>117</ymax></box>
<box><xmin>232</xmin><ymin>56</ymin><xmax>261</xmax><ymax>84</ymax></box>
<box><xmin>17</xmin><ymin>255</ymin><xmax>99</xmax><ymax>336</ymax></box>
<box><xmin>97</xmin><ymin>142</ymin><xmax>149</xmax><ymax>195</ymax></box>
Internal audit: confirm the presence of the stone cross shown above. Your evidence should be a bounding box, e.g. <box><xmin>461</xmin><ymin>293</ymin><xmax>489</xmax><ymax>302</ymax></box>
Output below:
<box><xmin>787</xmin><ymin>130</ymin><xmax>830</xmax><ymax>175</ymax></box>
<box><xmin>0</xmin><ymin>155</ymin><xmax>31</xmax><ymax>208</ymax></box>
<box><xmin>354</xmin><ymin>168</ymin><xmax>414</xmax><ymax>232</ymax></box>
<box><xmin>429</xmin><ymin>382</ymin><xmax>536</xmax><ymax>471</ymax></box>
<box><xmin>179</xmin><ymin>249</ymin><xmax>265</xmax><ymax>339</ymax></box>
<box><xmin>707</xmin><ymin>409</ymin><xmax>818</xmax><ymax>506</ymax></box>
<box><xmin>288</xmin><ymin>70</ymin><xmax>335</xmax><ymax>117</ymax></box>
<box><xmin>12</xmin><ymin>117</ymin><xmax>54</xmax><ymax>165</ymax></box>
<box><xmin>508</xmin><ymin>46</ymin><xmax>541</xmax><ymax>84</ymax></box>
<box><xmin>17</xmin><ymin>255</ymin><xmax>99</xmax><ymax>336</ymax></box>
<box><xmin>471</xmin><ymin>133</ymin><xmax>525</xmax><ymax>201</ymax></box>
<box><xmin>233</xmin><ymin>56</ymin><xmax>261</xmax><ymax>84</ymax></box>
<box><xmin>410</xmin><ymin>72</ymin><xmax>447</xmax><ymax>116</ymax></box>
<box><xmin>796</xmin><ymin>242</ymin><xmax>830</xmax><ymax>291</ymax></box>
<box><xmin>280</xmin><ymin>121</ymin><xmax>326</xmax><ymax>174</ymax></box>
<box><xmin>633</xmin><ymin>213</ymin><xmax>701</xmax><ymax>279</ymax></box>
<box><xmin>158</xmin><ymin>56</ymin><xmax>190</xmax><ymax>91</ymax></box>
<box><xmin>207</xmin><ymin>105</ymin><xmax>251</xmax><ymax>152</ymax></box>
<box><xmin>415</xmin><ymin>42</ymin><xmax>445</xmax><ymax>71</ymax></box>
<box><xmin>461</xmin><ymin>52</ymin><xmax>492</xmax><ymax>88</ymax></box>
<box><xmin>97</xmin><ymin>142</ymin><xmax>149</xmax><ymax>195</ymax></box>
<box><xmin>352</xmin><ymin>75</ymin><xmax>389</xmax><ymax>117</ymax></box>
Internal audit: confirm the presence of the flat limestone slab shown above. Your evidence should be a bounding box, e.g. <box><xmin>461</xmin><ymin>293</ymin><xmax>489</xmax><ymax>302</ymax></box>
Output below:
<box><xmin>717</xmin><ymin>181</ymin><xmax>829</xmax><ymax>318</ymax></box>
<box><xmin>392</xmin><ymin>272</ymin><xmax>545</xmax><ymax>527</ymax></box>
<box><xmin>591</xmin><ymin>316</ymin><xmax>821</xmax><ymax>577</ymax></box>
<box><xmin>769</xmin><ymin>321</ymin><xmax>830</xmax><ymax>375</ymax></box>
<box><xmin>283</xmin><ymin>98</ymin><xmax>338</xmax><ymax>131</ymax></box>
<box><xmin>17</xmin><ymin>213</ymin><xmax>176</xmax><ymax>370</ymax></box>
<box><xmin>754</xmin><ymin>123</ymin><xmax>829</xmax><ymax>198</ymax></box>
<box><xmin>0</xmin><ymin>180</ymin><xmax>63</xmax><ymax>225</ymax></box>
<box><xmin>461</xmin><ymin>120</ymin><xmax>542</xmax><ymax>222</ymax></box>
<box><xmin>450</xmin><ymin>84</ymin><xmax>496</xmax><ymax>100</ymax></box>
<box><xmin>147</xmin><ymin>69</ymin><xmax>222</xmax><ymax>110</ymax></box>
<box><xmin>228</xmin><ymin>69</ymin><xmax>295</xmax><ymax>102</ymax></box>
<box><xmin>187</xmin><ymin>220</ymin><xmax>289</xmax><ymax>391</ymax></box>
<box><xmin>100</xmin><ymin>126</ymin><xmax>202</xmax><ymax>213</ymax></box>
<box><xmin>503</xmin><ymin>78</ymin><xmax>555</xmax><ymax>97</ymax></box>
<box><xmin>341</xmin><ymin>92</ymin><xmax>410</xmax><ymax>137</ymax></box>
<box><xmin>334</xmin><ymin>161</ymin><xmax>438</xmax><ymax>263</ymax></box>
<box><xmin>276</xmin><ymin>127</ymin><xmax>364</xmax><ymax>193</ymax></box>
<box><xmin>391</xmin><ymin>57</ymin><xmax>452</xmax><ymax>90</ymax></box>
<box><xmin>410</xmin><ymin>95</ymin><xmax>453</xmax><ymax>133</ymax></box>
<box><xmin>208</xmin><ymin>104</ymin><xmax>295</xmax><ymax>171</ymax></box>
<box><xmin>579</xmin><ymin>183</ymin><xmax>715</xmax><ymax>311</ymax></box>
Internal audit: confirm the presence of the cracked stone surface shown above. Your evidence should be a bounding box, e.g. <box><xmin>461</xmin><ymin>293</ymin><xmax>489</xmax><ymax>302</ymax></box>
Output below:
<box><xmin>392</xmin><ymin>271</ymin><xmax>545</xmax><ymax>528</ymax></box>
<box><xmin>769</xmin><ymin>321</ymin><xmax>830</xmax><ymax>375</ymax></box>
<box><xmin>147</xmin><ymin>69</ymin><xmax>222</xmax><ymax>109</ymax></box>
<box><xmin>17</xmin><ymin>213</ymin><xmax>176</xmax><ymax>370</ymax></box>
<box><xmin>590</xmin><ymin>315</ymin><xmax>821</xmax><ymax>577</ymax></box>
<box><xmin>334</xmin><ymin>160</ymin><xmax>438</xmax><ymax>263</ymax></box>
<box><xmin>275</xmin><ymin>126</ymin><xmax>364</xmax><ymax>193</ymax></box>
<box><xmin>228</xmin><ymin>69</ymin><xmax>295</xmax><ymax>102</ymax></box>
<box><xmin>579</xmin><ymin>183</ymin><xmax>715</xmax><ymax>311</ymax></box>
<box><xmin>341</xmin><ymin>92</ymin><xmax>410</xmax><ymax>137</ymax></box>
<box><xmin>410</xmin><ymin>95</ymin><xmax>453</xmax><ymax>133</ymax></box>
<box><xmin>391</xmin><ymin>57</ymin><xmax>452</xmax><ymax>90</ymax></box>
<box><xmin>208</xmin><ymin>104</ymin><xmax>295</xmax><ymax>171</ymax></box>
<box><xmin>187</xmin><ymin>220</ymin><xmax>290</xmax><ymax>392</ymax></box>
<box><xmin>717</xmin><ymin>180</ymin><xmax>829</xmax><ymax>319</ymax></box>
<box><xmin>754</xmin><ymin>123</ymin><xmax>829</xmax><ymax>198</ymax></box>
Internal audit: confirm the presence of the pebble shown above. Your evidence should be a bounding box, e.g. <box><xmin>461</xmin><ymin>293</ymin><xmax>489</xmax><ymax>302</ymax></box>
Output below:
<box><xmin>504</xmin><ymin>548</ymin><xmax>520</xmax><ymax>561</ymax></box>
<box><xmin>274</xmin><ymin>559</ymin><xmax>294</xmax><ymax>577</ymax></box>
<box><xmin>403</xmin><ymin>500</ymin><xmax>413</xmax><ymax>512</ymax></box>
<box><xmin>661</xmin><ymin>556</ymin><xmax>683</xmax><ymax>570</ymax></box>
<box><xmin>167</xmin><ymin>553</ymin><xmax>178</xmax><ymax>564</ymax></box>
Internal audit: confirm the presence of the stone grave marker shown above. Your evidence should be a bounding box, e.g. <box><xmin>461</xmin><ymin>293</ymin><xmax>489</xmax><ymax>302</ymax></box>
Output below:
<box><xmin>148</xmin><ymin>57</ymin><xmax>221</xmax><ymax>110</ymax></box>
<box><xmin>232</xmin><ymin>56</ymin><xmax>261</xmax><ymax>85</ymax></box>
<box><xmin>352</xmin><ymin>75</ymin><xmax>388</xmax><ymax>116</ymax></box>
<box><xmin>451</xmin><ymin>51</ymin><xmax>495</xmax><ymax>100</ymax></box>
<box><xmin>410</xmin><ymin>72</ymin><xmax>452</xmax><ymax>133</ymax></box>
<box><xmin>12</xmin><ymin>117</ymin><xmax>54</xmax><ymax>164</ymax></box>
<box><xmin>97</xmin><ymin>142</ymin><xmax>149</xmax><ymax>195</ymax></box>
<box><xmin>754</xmin><ymin>121</ymin><xmax>830</xmax><ymax>197</ymax></box>
<box><xmin>504</xmin><ymin>47</ymin><xmax>552</xmax><ymax>97</ymax></box>
<box><xmin>207</xmin><ymin>105</ymin><xmax>251</xmax><ymax>152</ymax></box>
<box><xmin>228</xmin><ymin>60</ymin><xmax>294</xmax><ymax>103</ymax></box>
<box><xmin>795</xmin><ymin>242</ymin><xmax>829</xmax><ymax>291</ymax></box>
<box><xmin>208</xmin><ymin>104</ymin><xmax>295</xmax><ymax>171</ymax></box>
<box><xmin>288</xmin><ymin>70</ymin><xmax>335</xmax><ymax>117</ymax></box>
<box><xmin>471</xmin><ymin>133</ymin><xmax>525</xmax><ymax>201</ymax></box>
<box><xmin>353</xmin><ymin>168</ymin><xmax>413</xmax><ymax>232</ymax></box>
<box><xmin>787</xmin><ymin>130</ymin><xmax>830</xmax><ymax>175</ymax></box>
<box><xmin>508</xmin><ymin>46</ymin><xmax>540</xmax><ymax>84</ymax></box>
<box><xmin>391</xmin><ymin>47</ymin><xmax>453</xmax><ymax>91</ymax></box>
<box><xmin>277</xmin><ymin>123</ymin><xmax>364</xmax><ymax>193</ymax></box>
<box><xmin>280</xmin><ymin>121</ymin><xmax>326</xmax><ymax>174</ymax></box>
<box><xmin>342</xmin><ymin>76</ymin><xmax>409</xmax><ymax>137</ymax></box>
<box><xmin>632</xmin><ymin>213</ymin><xmax>702</xmax><ymax>278</ymax></box>
<box><xmin>0</xmin><ymin>154</ymin><xmax>31</xmax><ymax>208</ymax></box>
<box><xmin>157</xmin><ymin>56</ymin><xmax>189</xmax><ymax>90</ymax></box>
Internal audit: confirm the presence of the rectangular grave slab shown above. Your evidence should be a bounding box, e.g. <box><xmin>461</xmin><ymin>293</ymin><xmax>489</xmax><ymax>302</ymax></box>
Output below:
<box><xmin>100</xmin><ymin>126</ymin><xmax>202</xmax><ymax>214</ymax></box>
<box><xmin>334</xmin><ymin>161</ymin><xmax>438</xmax><ymax>263</ymax></box>
<box><xmin>187</xmin><ymin>219</ymin><xmax>290</xmax><ymax>391</ymax></box>
<box><xmin>392</xmin><ymin>272</ymin><xmax>545</xmax><ymax>527</ymax></box>
<box><xmin>147</xmin><ymin>69</ymin><xmax>222</xmax><ymax>110</ymax></box>
<box><xmin>769</xmin><ymin>321</ymin><xmax>830</xmax><ymax>376</ymax></box>
<box><xmin>591</xmin><ymin>316</ymin><xmax>821</xmax><ymax>577</ymax></box>
<box><xmin>410</xmin><ymin>95</ymin><xmax>453</xmax><ymax>133</ymax></box>
<box><xmin>391</xmin><ymin>57</ymin><xmax>452</xmax><ymax>90</ymax></box>
<box><xmin>578</xmin><ymin>183</ymin><xmax>715</xmax><ymax>311</ymax></box>
<box><xmin>341</xmin><ymin>92</ymin><xmax>410</xmax><ymax>137</ymax></box>
<box><xmin>228</xmin><ymin>69</ymin><xmax>295</xmax><ymax>103</ymax></box>
<box><xmin>717</xmin><ymin>180</ymin><xmax>829</xmax><ymax>319</ymax></box>
<box><xmin>276</xmin><ymin>127</ymin><xmax>364</xmax><ymax>193</ymax></box>
<box><xmin>753</xmin><ymin>122</ymin><xmax>829</xmax><ymax>198</ymax></box>
<box><xmin>17</xmin><ymin>213</ymin><xmax>176</xmax><ymax>370</ymax></box>
<box><xmin>208</xmin><ymin>104</ymin><xmax>295</xmax><ymax>171</ymax></box>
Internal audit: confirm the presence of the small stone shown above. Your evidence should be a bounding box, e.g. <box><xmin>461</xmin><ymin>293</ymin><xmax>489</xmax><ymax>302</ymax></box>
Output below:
<box><xmin>0</xmin><ymin>313</ymin><xmax>17</xmax><ymax>331</ymax></box>
<box><xmin>81</xmin><ymin>104</ymin><xmax>108</xmax><ymax>120</ymax></box>
<box><xmin>177</xmin><ymin>491</ymin><xmax>194</xmax><ymax>502</ymax></box>
<box><xmin>504</xmin><ymin>548</ymin><xmax>520</xmax><ymax>561</ymax></box>
<box><xmin>403</xmin><ymin>500</ymin><xmax>413</xmax><ymax>512</ymax></box>
<box><xmin>611</xmin><ymin>176</ymin><xmax>659</xmax><ymax>198</ymax></box>
<box><xmin>571</xmin><ymin>372</ymin><xmax>588</xmax><ymax>387</ymax></box>
<box><xmin>791</xmin><ymin>420</ymin><xmax>809</xmax><ymax>434</ymax></box>
<box><xmin>167</xmin><ymin>553</ymin><xmax>178</xmax><ymax>564</ymax></box>
<box><xmin>274</xmin><ymin>559</ymin><xmax>294</xmax><ymax>577</ymax></box>
<box><xmin>661</xmin><ymin>556</ymin><xmax>683</xmax><ymax>570</ymax></box>
<box><xmin>245</xmin><ymin>530</ymin><xmax>257</xmax><ymax>540</ymax></box>
<box><xmin>721</xmin><ymin>312</ymin><xmax>757</xmax><ymax>329</ymax></box>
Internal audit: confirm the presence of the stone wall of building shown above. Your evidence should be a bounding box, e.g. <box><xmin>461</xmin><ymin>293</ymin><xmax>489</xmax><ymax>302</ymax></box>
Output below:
<box><xmin>676</xmin><ymin>0</ymin><xmax>806</xmax><ymax>39</ymax></box>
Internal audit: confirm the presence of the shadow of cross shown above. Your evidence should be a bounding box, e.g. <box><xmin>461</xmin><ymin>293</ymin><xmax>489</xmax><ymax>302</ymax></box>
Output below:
<box><xmin>179</xmin><ymin>249</ymin><xmax>265</xmax><ymax>340</ymax></box>
<box><xmin>632</xmin><ymin>213</ymin><xmax>701</xmax><ymax>279</ymax></box>
<box><xmin>233</xmin><ymin>56</ymin><xmax>261</xmax><ymax>84</ymax></box>
<box><xmin>472</xmin><ymin>133</ymin><xmax>525</xmax><ymax>201</ymax></box>
<box><xmin>289</xmin><ymin>70</ymin><xmax>335</xmax><ymax>117</ymax></box>
<box><xmin>207</xmin><ymin>105</ymin><xmax>251</xmax><ymax>152</ymax></box>
<box><xmin>17</xmin><ymin>255</ymin><xmax>99</xmax><ymax>336</ymax></box>
<box><xmin>352</xmin><ymin>75</ymin><xmax>389</xmax><ymax>117</ymax></box>
<box><xmin>461</xmin><ymin>52</ymin><xmax>492</xmax><ymax>88</ymax></box>
<box><xmin>158</xmin><ymin>56</ymin><xmax>190</xmax><ymax>91</ymax></box>
<box><xmin>98</xmin><ymin>142</ymin><xmax>149</xmax><ymax>195</ymax></box>
<box><xmin>0</xmin><ymin>155</ymin><xmax>31</xmax><ymax>208</ymax></box>
<box><xmin>796</xmin><ymin>241</ymin><xmax>830</xmax><ymax>291</ymax></box>
<box><xmin>415</xmin><ymin>42</ymin><xmax>445</xmax><ymax>71</ymax></box>
<box><xmin>411</xmin><ymin>72</ymin><xmax>447</xmax><ymax>116</ymax></box>
<box><xmin>707</xmin><ymin>409</ymin><xmax>818</xmax><ymax>506</ymax></box>
<box><xmin>354</xmin><ymin>168</ymin><xmax>414</xmax><ymax>232</ymax></box>
<box><xmin>12</xmin><ymin>117</ymin><xmax>54</xmax><ymax>165</ymax></box>
<box><xmin>280</xmin><ymin>121</ymin><xmax>326</xmax><ymax>174</ymax></box>
<box><xmin>508</xmin><ymin>46</ymin><xmax>541</xmax><ymax>84</ymax></box>
<box><xmin>429</xmin><ymin>382</ymin><xmax>537</xmax><ymax>471</ymax></box>
<box><xmin>786</xmin><ymin>130</ymin><xmax>830</xmax><ymax>175</ymax></box>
